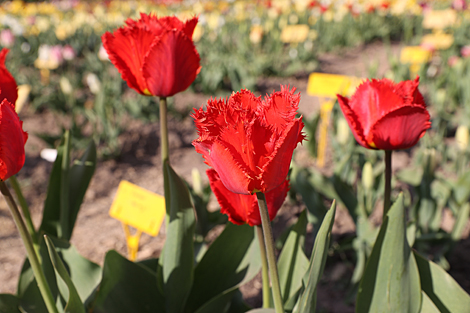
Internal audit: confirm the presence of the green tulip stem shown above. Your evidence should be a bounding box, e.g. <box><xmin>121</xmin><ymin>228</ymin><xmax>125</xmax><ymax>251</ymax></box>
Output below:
<box><xmin>8</xmin><ymin>175</ymin><xmax>38</xmax><ymax>246</ymax></box>
<box><xmin>384</xmin><ymin>150</ymin><xmax>392</xmax><ymax>220</ymax></box>
<box><xmin>256</xmin><ymin>192</ymin><xmax>284</xmax><ymax>313</ymax></box>
<box><xmin>159</xmin><ymin>97</ymin><xmax>169</xmax><ymax>165</ymax></box>
<box><xmin>256</xmin><ymin>225</ymin><xmax>271</xmax><ymax>308</ymax></box>
<box><xmin>0</xmin><ymin>181</ymin><xmax>59</xmax><ymax>313</ymax></box>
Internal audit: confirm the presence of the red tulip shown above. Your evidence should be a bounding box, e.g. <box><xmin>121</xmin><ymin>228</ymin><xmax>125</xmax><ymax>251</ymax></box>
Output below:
<box><xmin>193</xmin><ymin>86</ymin><xmax>304</xmax><ymax>195</ymax></box>
<box><xmin>207</xmin><ymin>169</ymin><xmax>288</xmax><ymax>226</ymax></box>
<box><xmin>102</xmin><ymin>14</ymin><xmax>201</xmax><ymax>97</ymax></box>
<box><xmin>0</xmin><ymin>99</ymin><xmax>28</xmax><ymax>181</ymax></box>
<box><xmin>0</xmin><ymin>49</ymin><xmax>18</xmax><ymax>105</ymax></box>
<box><xmin>337</xmin><ymin>77</ymin><xmax>431</xmax><ymax>150</ymax></box>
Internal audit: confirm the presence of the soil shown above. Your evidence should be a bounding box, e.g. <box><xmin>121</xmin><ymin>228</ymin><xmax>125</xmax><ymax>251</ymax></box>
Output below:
<box><xmin>1</xmin><ymin>42</ymin><xmax>469</xmax><ymax>313</ymax></box>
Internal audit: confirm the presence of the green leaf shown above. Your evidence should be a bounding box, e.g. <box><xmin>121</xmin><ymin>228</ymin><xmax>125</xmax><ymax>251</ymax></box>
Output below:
<box><xmin>415</xmin><ymin>251</ymin><xmax>470</xmax><ymax>313</ymax></box>
<box><xmin>44</xmin><ymin>235</ymin><xmax>85</xmax><ymax>313</ymax></box>
<box><xmin>46</xmin><ymin>237</ymin><xmax>102</xmax><ymax>302</ymax></box>
<box><xmin>0</xmin><ymin>294</ymin><xmax>21</xmax><ymax>313</ymax></box>
<box><xmin>356</xmin><ymin>194</ymin><xmax>421</xmax><ymax>313</ymax></box>
<box><xmin>39</xmin><ymin>133</ymin><xmax>96</xmax><ymax>241</ymax></box>
<box><xmin>193</xmin><ymin>289</ymin><xmax>238</xmax><ymax>313</ymax></box>
<box><xmin>185</xmin><ymin>223</ymin><xmax>261</xmax><ymax>313</ymax></box>
<box><xmin>332</xmin><ymin>175</ymin><xmax>359</xmax><ymax>223</ymax></box>
<box><xmin>420</xmin><ymin>291</ymin><xmax>440</xmax><ymax>313</ymax></box>
<box><xmin>277</xmin><ymin>210</ymin><xmax>309</xmax><ymax>307</ymax></box>
<box><xmin>162</xmin><ymin>161</ymin><xmax>196</xmax><ymax>313</ymax></box>
<box><xmin>294</xmin><ymin>201</ymin><xmax>336</xmax><ymax>313</ymax></box>
<box><xmin>245</xmin><ymin>309</ymin><xmax>276</xmax><ymax>313</ymax></box>
<box><xmin>40</xmin><ymin>131</ymin><xmax>71</xmax><ymax>238</ymax></box>
<box><xmin>66</xmin><ymin>141</ymin><xmax>96</xmax><ymax>241</ymax></box>
<box><xmin>90</xmin><ymin>250</ymin><xmax>165</xmax><ymax>313</ymax></box>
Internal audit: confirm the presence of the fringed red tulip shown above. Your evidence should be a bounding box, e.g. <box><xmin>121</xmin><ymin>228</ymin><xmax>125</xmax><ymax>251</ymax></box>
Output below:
<box><xmin>337</xmin><ymin>77</ymin><xmax>431</xmax><ymax>150</ymax></box>
<box><xmin>193</xmin><ymin>85</ymin><xmax>305</xmax><ymax>195</ymax></box>
<box><xmin>102</xmin><ymin>14</ymin><xmax>201</xmax><ymax>97</ymax></box>
<box><xmin>207</xmin><ymin>169</ymin><xmax>288</xmax><ymax>226</ymax></box>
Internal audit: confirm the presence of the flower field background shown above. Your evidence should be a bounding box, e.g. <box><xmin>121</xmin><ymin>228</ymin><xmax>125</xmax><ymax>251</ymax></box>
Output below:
<box><xmin>2</xmin><ymin>0</ymin><xmax>470</xmax><ymax>312</ymax></box>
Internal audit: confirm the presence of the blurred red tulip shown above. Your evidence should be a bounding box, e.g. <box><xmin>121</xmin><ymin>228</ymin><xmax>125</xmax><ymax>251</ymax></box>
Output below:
<box><xmin>337</xmin><ymin>77</ymin><xmax>431</xmax><ymax>150</ymax></box>
<box><xmin>0</xmin><ymin>49</ymin><xmax>18</xmax><ymax>105</ymax></box>
<box><xmin>193</xmin><ymin>85</ymin><xmax>304</xmax><ymax>195</ymax></box>
<box><xmin>207</xmin><ymin>169</ymin><xmax>288</xmax><ymax>226</ymax></box>
<box><xmin>0</xmin><ymin>99</ymin><xmax>28</xmax><ymax>181</ymax></box>
<box><xmin>102</xmin><ymin>14</ymin><xmax>201</xmax><ymax>97</ymax></box>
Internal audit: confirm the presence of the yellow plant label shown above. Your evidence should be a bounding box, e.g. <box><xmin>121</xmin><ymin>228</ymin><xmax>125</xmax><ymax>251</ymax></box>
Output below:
<box><xmin>280</xmin><ymin>24</ymin><xmax>309</xmax><ymax>43</ymax></box>
<box><xmin>307</xmin><ymin>73</ymin><xmax>359</xmax><ymax>97</ymax></box>
<box><xmin>400</xmin><ymin>46</ymin><xmax>432</xmax><ymax>65</ymax></box>
<box><xmin>421</xmin><ymin>33</ymin><xmax>454</xmax><ymax>50</ymax></box>
<box><xmin>109</xmin><ymin>181</ymin><xmax>165</xmax><ymax>236</ymax></box>
<box><xmin>422</xmin><ymin>9</ymin><xmax>457</xmax><ymax>30</ymax></box>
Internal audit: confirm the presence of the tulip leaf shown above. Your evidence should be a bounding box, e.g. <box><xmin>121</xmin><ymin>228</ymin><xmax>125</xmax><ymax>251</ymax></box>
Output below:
<box><xmin>193</xmin><ymin>289</ymin><xmax>238</xmax><ymax>313</ymax></box>
<box><xmin>414</xmin><ymin>251</ymin><xmax>470</xmax><ymax>313</ymax></box>
<box><xmin>44</xmin><ymin>235</ymin><xmax>85</xmax><ymax>313</ymax></box>
<box><xmin>0</xmin><ymin>294</ymin><xmax>21</xmax><ymax>313</ymax></box>
<box><xmin>67</xmin><ymin>141</ymin><xmax>96</xmax><ymax>241</ymax></box>
<box><xmin>162</xmin><ymin>161</ymin><xmax>196</xmax><ymax>313</ymax></box>
<box><xmin>277</xmin><ymin>210</ymin><xmax>309</xmax><ymax>307</ymax></box>
<box><xmin>294</xmin><ymin>201</ymin><xmax>336</xmax><ymax>313</ymax></box>
<box><xmin>451</xmin><ymin>202</ymin><xmax>470</xmax><ymax>241</ymax></box>
<box><xmin>332</xmin><ymin>174</ymin><xmax>359</xmax><ymax>224</ymax></box>
<box><xmin>39</xmin><ymin>132</ymin><xmax>96</xmax><ymax>241</ymax></box>
<box><xmin>90</xmin><ymin>250</ymin><xmax>165</xmax><ymax>313</ymax></box>
<box><xmin>245</xmin><ymin>310</ymin><xmax>276</xmax><ymax>313</ymax></box>
<box><xmin>185</xmin><ymin>223</ymin><xmax>261</xmax><ymax>313</ymax></box>
<box><xmin>420</xmin><ymin>291</ymin><xmax>440</xmax><ymax>313</ymax></box>
<box><xmin>356</xmin><ymin>194</ymin><xmax>421</xmax><ymax>313</ymax></box>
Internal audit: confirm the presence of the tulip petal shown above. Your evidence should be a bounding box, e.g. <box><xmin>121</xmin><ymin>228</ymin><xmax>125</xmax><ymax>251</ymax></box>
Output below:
<box><xmin>0</xmin><ymin>49</ymin><xmax>17</xmax><ymax>105</ymax></box>
<box><xmin>208</xmin><ymin>140</ymin><xmax>255</xmax><ymax>195</ymax></box>
<box><xmin>261</xmin><ymin>85</ymin><xmax>300</xmax><ymax>130</ymax></box>
<box><xmin>143</xmin><ymin>30</ymin><xmax>201</xmax><ymax>97</ymax></box>
<box><xmin>207</xmin><ymin>169</ymin><xmax>289</xmax><ymax>226</ymax></box>
<box><xmin>368</xmin><ymin>106</ymin><xmax>431</xmax><ymax>150</ymax></box>
<box><xmin>260</xmin><ymin>118</ymin><xmax>304</xmax><ymax>193</ymax></box>
<box><xmin>206</xmin><ymin>169</ymin><xmax>253</xmax><ymax>225</ymax></box>
<box><xmin>337</xmin><ymin>94</ymin><xmax>370</xmax><ymax>148</ymax></box>
<box><xmin>0</xmin><ymin>99</ymin><xmax>27</xmax><ymax>181</ymax></box>
<box><xmin>102</xmin><ymin>26</ymin><xmax>155</xmax><ymax>95</ymax></box>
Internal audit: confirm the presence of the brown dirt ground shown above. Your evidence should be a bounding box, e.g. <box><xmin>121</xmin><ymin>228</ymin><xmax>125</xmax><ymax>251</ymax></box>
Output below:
<box><xmin>1</xmin><ymin>42</ymin><xmax>469</xmax><ymax>312</ymax></box>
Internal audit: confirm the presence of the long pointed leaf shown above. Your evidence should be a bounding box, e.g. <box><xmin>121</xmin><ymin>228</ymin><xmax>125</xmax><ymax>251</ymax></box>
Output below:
<box><xmin>415</xmin><ymin>251</ymin><xmax>470</xmax><ymax>313</ymax></box>
<box><xmin>294</xmin><ymin>201</ymin><xmax>336</xmax><ymax>313</ymax></box>
<box><xmin>162</xmin><ymin>161</ymin><xmax>196</xmax><ymax>313</ymax></box>
<box><xmin>66</xmin><ymin>141</ymin><xmax>96</xmax><ymax>241</ymax></box>
<box><xmin>277</xmin><ymin>210</ymin><xmax>309</xmax><ymax>307</ymax></box>
<box><xmin>44</xmin><ymin>235</ymin><xmax>85</xmax><ymax>313</ymax></box>
<box><xmin>356</xmin><ymin>194</ymin><xmax>421</xmax><ymax>313</ymax></box>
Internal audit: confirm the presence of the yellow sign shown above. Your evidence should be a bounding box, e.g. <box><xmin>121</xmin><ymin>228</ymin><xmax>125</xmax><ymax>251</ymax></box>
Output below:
<box><xmin>307</xmin><ymin>73</ymin><xmax>361</xmax><ymax>97</ymax></box>
<box><xmin>109</xmin><ymin>181</ymin><xmax>165</xmax><ymax>237</ymax></box>
<box><xmin>280</xmin><ymin>24</ymin><xmax>309</xmax><ymax>43</ymax></box>
<box><xmin>400</xmin><ymin>46</ymin><xmax>432</xmax><ymax>65</ymax></box>
<box><xmin>421</xmin><ymin>32</ymin><xmax>454</xmax><ymax>51</ymax></box>
<box><xmin>422</xmin><ymin>9</ymin><xmax>457</xmax><ymax>30</ymax></box>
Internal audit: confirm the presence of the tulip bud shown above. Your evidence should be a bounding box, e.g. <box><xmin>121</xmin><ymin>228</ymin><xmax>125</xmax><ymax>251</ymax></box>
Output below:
<box><xmin>60</xmin><ymin>77</ymin><xmax>73</xmax><ymax>95</ymax></box>
<box><xmin>85</xmin><ymin>73</ymin><xmax>101</xmax><ymax>94</ymax></box>
<box><xmin>191</xmin><ymin>168</ymin><xmax>203</xmax><ymax>196</ymax></box>
<box><xmin>15</xmin><ymin>85</ymin><xmax>31</xmax><ymax>113</ymax></box>
<box><xmin>423</xmin><ymin>148</ymin><xmax>437</xmax><ymax>173</ymax></box>
<box><xmin>362</xmin><ymin>162</ymin><xmax>374</xmax><ymax>190</ymax></box>
<box><xmin>456</xmin><ymin>125</ymin><xmax>469</xmax><ymax>151</ymax></box>
<box><xmin>336</xmin><ymin>118</ymin><xmax>350</xmax><ymax>145</ymax></box>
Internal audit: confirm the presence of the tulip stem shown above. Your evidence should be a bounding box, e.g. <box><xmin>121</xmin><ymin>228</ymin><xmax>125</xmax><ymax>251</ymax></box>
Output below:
<box><xmin>256</xmin><ymin>225</ymin><xmax>271</xmax><ymax>308</ymax></box>
<box><xmin>8</xmin><ymin>175</ymin><xmax>38</xmax><ymax>246</ymax></box>
<box><xmin>159</xmin><ymin>97</ymin><xmax>169</xmax><ymax>165</ymax></box>
<box><xmin>0</xmin><ymin>181</ymin><xmax>59</xmax><ymax>313</ymax></box>
<box><xmin>384</xmin><ymin>150</ymin><xmax>392</xmax><ymax>220</ymax></box>
<box><xmin>256</xmin><ymin>192</ymin><xmax>284</xmax><ymax>313</ymax></box>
